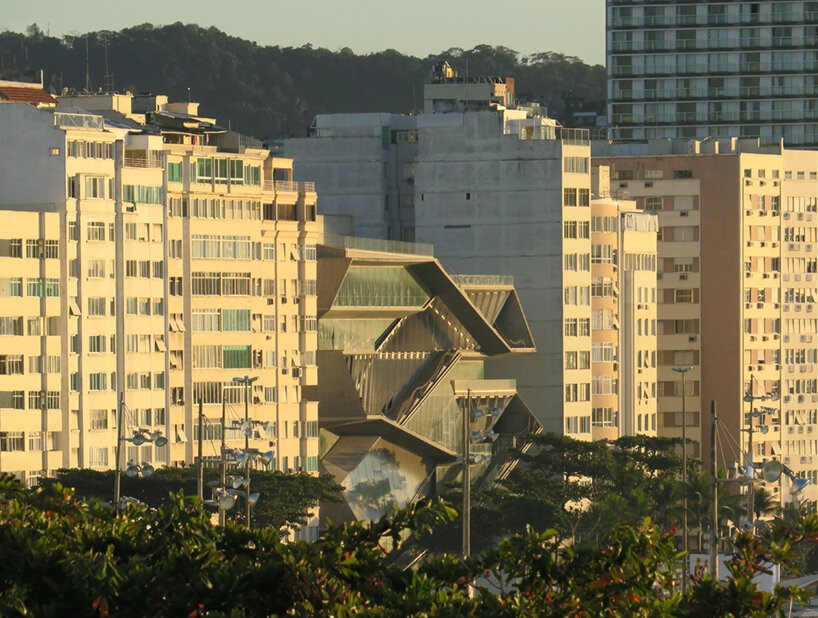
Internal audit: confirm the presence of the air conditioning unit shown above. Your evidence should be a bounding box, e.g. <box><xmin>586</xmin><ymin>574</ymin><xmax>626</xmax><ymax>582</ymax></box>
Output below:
<box><xmin>679</xmin><ymin>273</ymin><xmax>688</xmax><ymax>280</ymax></box>
<box><xmin>281</xmin><ymin>296</ymin><xmax>287</xmax><ymax>303</ymax></box>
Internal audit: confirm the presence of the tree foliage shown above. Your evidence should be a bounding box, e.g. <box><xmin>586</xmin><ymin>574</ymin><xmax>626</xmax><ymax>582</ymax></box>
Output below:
<box><xmin>41</xmin><ymin>466</ymin><xmax>342</xmax><ymax>532</ymax></box>
<box><xmin>0</xmin><ymin>23</ymin><xmax>605</xmax><ymax>139</ymax></box>
<box><xmin>1</xmin><ymin>473</ymin><xmax>816</xmax><ymax>617</ymax></box>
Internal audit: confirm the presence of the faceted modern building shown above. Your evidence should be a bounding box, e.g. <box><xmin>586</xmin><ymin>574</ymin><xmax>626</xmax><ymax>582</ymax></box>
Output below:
<box><xmin>0</xmin><ymin>95</ymin><xmax>321</xmax><ymax>526</ymax></box>
<box><xmin>309</xmin><ymin>235</ymin><xmax>539</xmax><ymax>524</ymax></box>
<box><xmin>607</xmin><ymin>0</ymin><xmax>818</xmax><ymax>146</ymax></box>
<box><xmin>594</xmin><ymin>137</ymin><xmax>818</xmax><ymax>508</ymax></box>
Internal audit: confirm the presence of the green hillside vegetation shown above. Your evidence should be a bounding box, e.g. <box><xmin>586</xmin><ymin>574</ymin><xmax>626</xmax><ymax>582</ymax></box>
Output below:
<box><xmin>0</xmin><ymin>23</ymin><xmax>605</xmax><ymax>140</ymax></box>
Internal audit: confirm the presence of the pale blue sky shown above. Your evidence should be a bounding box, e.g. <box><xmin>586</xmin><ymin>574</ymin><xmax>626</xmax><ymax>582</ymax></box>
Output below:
<box><xmin>1</xmin><ymin>0</ymin><xmax>606</xmax><ymax>65</ymax></box>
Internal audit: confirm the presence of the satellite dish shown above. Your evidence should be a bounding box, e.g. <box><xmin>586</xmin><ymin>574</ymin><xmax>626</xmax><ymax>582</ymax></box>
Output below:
<box><xmin>763</xmin><ymin>460</ymin><xmax>783</xmax><ymax>483</ymax></box>
<box><xmin>743</xmin><ymin>394</ymin><xmax>753</xmax><ymax>403</ymax></box>
<box><xmin>770</xmin><ymin>392</ymin><xmax>780</xmax><ymax>402</ymax></box>
<box><xmin>760</xmin><ymin>425</ymin><xmax>769</xmax><ymax>435</ymax></box>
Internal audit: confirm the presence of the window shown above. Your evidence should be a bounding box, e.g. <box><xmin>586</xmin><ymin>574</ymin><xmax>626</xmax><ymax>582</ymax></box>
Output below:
<box><xmin>0</xmin><ymin>317</ymin><xmax>23</xmax><ymax>335</ymax></box>
<box><xmin>87</xmin><ymin>222</ymin><xmax>106</xmax><ymax>241</ymax></box>
<box><xmin>87</xmin><ymin>259</ymin><xmax>106</xmax><ymax>278</ymax></box>
<box><xmin>89</xmin><ymin>373</ymin><xmax>108</xmax><ymax>391</ymax></box>
<box><xmin>0</xmin><ymin>355</ymin><xmax>23</xmax><ymax>375</ymax></box>
<box><xmin>88</xmin><ymin>335</ymin><xmax>107</xmax><ymax>353</ymax></box>
<box><xmin>167</xmin><ymin>161</ymin><xmax>182</xmax><ymax>182</ymax></box>
<box><xmin>84</xmin><ymin>177</ymin><xmax>106</xmax><ymax>199</ymax></box>
<box><xmin>645</xmin><ymin>196</ymin><xmax>663</xmax><ymax>211</ymax></box>
<box><xmin>592</xmin><ymin>407</ymin><xmax>617</xmax><ymax>427</ymax></box>
<box><xmin>0</xmin><ymin>432</ymin><xmax>24</xmax><ymax>452</ymax></box>
<box><xmin>89</xmin><ymin>447</ymin><xmax>108</xmax><ymax>467</ymax></box>
<box><xmin>675</xmin><ymin>289</ymin><xmax>694</xmax><ymax>303</ymax></box>
<box><xmin>90</xmin><ymin>409</ymin><xmax>108</xmax><ymax>430</ymax></box>
<box><xmin>565</xmin><ymin>351</ymin><xmax>578</xmax><ymax>369</ymax></box>
<box><xmin>563</xmin><ymin>188</ymin><xmax>578</xmax><ymax>206</ymax></box>
<box><xmin>564</xmin><ymin>157</ymin><xmax>589</xmax><ymax>174</ymax></box>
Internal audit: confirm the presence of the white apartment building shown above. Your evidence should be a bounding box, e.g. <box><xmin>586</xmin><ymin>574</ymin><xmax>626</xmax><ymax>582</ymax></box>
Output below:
<box><xmin>0</xmin><ymin>96</ymin><xmax>321</xmax><ymax>520</ymax></box>
<box><xmin>607</xmin><ymin>0</ymin><xmax>818</xmax><ymax>146</ymax></box>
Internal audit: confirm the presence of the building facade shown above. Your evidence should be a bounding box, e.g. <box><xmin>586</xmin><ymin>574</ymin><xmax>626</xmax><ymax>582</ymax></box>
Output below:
<box><xmin>590</xmin><ymin>166</ymin><xmax>659</xmax><ymax>440</ymax></box>
<box><xmin>607</xmin><ymin>0</ymin><xmax>818</xmax><ymax>146</ymax></box>
<box><xmin>594</xmin><ymin>138</ymin><xmax>818</xmax><ymax>508</ymax></box>
<box><xmin>0</xmin><ymin>96</ymin><xmax>321</xmax><ymax>523</ymax></box>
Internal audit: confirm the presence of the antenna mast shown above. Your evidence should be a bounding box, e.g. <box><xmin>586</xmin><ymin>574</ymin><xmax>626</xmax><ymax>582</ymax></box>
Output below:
<box><xmin>103</xmin><ymin>34</ymin><xmax>114</xmax><ymax>92</ymax></box>
<box><xmin>84</xmin><ymin>37</ymin><xmax>92</xmax><ymax>91</ymax></box>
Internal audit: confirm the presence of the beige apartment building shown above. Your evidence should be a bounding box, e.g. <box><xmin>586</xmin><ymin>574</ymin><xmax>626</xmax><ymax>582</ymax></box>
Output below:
<box><xmin>594</xmin><ymin>138</ymin><xmax>818</xmax><ymax>508</ymax></box>
<box><xmin>0</xmin><ymin>96</ymin><xmax>321</xmax><ymax>532</ymax></box>
<box><xmin>590</xmin><ymin>166</ymin><xmax>659</xmax><ymax>441</ymax></box>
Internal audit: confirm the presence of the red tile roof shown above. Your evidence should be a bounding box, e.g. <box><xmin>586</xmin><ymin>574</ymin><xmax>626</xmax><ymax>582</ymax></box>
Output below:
<box><xmin>0</xmin><ymin>86</ymin><xmax>56</xmax><ymax>105</ymax></box>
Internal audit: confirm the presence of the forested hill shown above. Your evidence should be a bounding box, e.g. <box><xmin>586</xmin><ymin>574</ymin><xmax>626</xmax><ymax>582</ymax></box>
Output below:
<box><xmin>0</xmin><ymin>23</ymin><xmax>605</xmax><ymax>140</ymax></box>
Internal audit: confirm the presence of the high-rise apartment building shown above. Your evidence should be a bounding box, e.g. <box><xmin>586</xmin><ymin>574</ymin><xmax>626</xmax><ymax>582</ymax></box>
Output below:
<box><xmin>0</xmin><ymin>96</ymin><xmax>321</xmax><ymax>515</ymax></box>
<box><xmin>607</xmin><ymin>1</ymin><xmax>818</xmax><ymax>146</ymax></box>
<box><xmin>288</xmin><ymin>70</ymin><xmax>659</xmax><ymax>440</ymax></box>
<box><xmin>594</xmin><ymin>137</ymin><xmax>818</xmax><ymax>507</ymax></box>
<box><xmin>289</xmin><ymin>107</ymin><xmax>595</xmax><ymax>435</ymax></box>
<box><xmin>590</xmin><ymin>166</ymin><xmax>659</xmax><ymax>440</ymax></box>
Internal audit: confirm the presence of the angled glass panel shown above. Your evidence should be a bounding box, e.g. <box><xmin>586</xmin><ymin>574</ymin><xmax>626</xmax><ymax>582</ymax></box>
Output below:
<box><xmin>333</xmin><ymin>266</ymin><xmax>430</xmax><ymax>308</ymax></box>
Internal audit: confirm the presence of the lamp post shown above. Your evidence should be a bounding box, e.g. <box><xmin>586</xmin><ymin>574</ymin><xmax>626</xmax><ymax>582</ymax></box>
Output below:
<box><xmin>112</xmin><ymin>394</ymin><xmax>168</xmax><ymax>512</ymax></box>
<box><xmin>462</xmin><ymin>389</ymin><xmax>471</xmax><ymax>560</ymax></box>
<box><xmin>233</xmin><ymin>375</ymin><xmax>258</xmax><ymax>528</ymax></box>
<box><xmin>672</xmin><ymin>365</ymin><xmax>694</xmax><ymax>591</ymax></box>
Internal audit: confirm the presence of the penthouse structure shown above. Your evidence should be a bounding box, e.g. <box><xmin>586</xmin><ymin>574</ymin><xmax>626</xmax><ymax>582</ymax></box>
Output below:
<box><xmin>594</xmin><ymin>137</ymin><xmax>818</xmax><ymax>508</ymax></box>
<box><xmin>607</xmin><ymin>0</ymin><xmax>818</xmax><ymax>146</ymax></box>
<box><xmin>0</xmin><ymin>94</ymin><xmax>321</xmax><ymax>518</ymax></box>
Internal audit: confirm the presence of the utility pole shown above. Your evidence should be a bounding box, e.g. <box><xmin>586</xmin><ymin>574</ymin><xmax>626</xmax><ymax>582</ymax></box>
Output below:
<box><xmin>709</xmin><ymin>400</ymin><xmax>719</xmax><ymax>580</ymax></box>
<box><xmin>197</xmin><ymin>398</ymin><xmax>204</xmax><ymax>501</ymax></box>
<box><xmin>219</xmin><ymin>397</ymin><xmax>227</xmax><ymax>526</ymax></box>
<box><xmin>672</xmin><ymin>365</ymin><xmax>694</xmax><ymax>591</ymax></box>
<box><xmin>462</xmin><ymin>389</ymin><xmax>471</xmax><ymax>560</ymax></box>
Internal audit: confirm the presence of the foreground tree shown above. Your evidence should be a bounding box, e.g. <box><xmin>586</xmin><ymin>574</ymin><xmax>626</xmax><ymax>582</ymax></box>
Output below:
<box><xmin>0</xmin><ymin>474</ymin><xmax>815</xmax><ymax>617</ymax></box>
<box><xmin>40</xmin><ymin>466</ymin><xmax>342</xmax><ymax>532</ymax></box>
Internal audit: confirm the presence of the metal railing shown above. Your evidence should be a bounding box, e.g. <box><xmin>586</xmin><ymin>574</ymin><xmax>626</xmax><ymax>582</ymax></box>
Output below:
<box><xmin>54</xmin><ymin>112</ymin><xmax>104</xmax><ymax>130</ymax></box>
<box><xmin>262</xmin><ymin>180</ymin><xmax>316</xmax><ymax>193</ymax></box>
<box><xmin>321</xmin><ymin>233</ymin><xmax>434</xmax><ymax>257</ymax></box>
<box><xmin>451</xmin><ymin>274</ymin><xmax>514</xmax><ymax>287</ymax></box>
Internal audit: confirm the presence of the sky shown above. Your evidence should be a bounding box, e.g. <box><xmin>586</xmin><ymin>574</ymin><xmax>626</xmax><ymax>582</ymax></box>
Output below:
<box><xmin>0</xmin><ymin>0</ymin><xmax>606</xmax><ymax>66</ymax></box>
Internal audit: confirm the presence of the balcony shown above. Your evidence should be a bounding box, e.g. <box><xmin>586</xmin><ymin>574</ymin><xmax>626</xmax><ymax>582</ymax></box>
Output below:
<box><xmin>263</xmin><ymin>180</ymin><xmax>316</xmax><ymax>193</ymax></box>
<box><xmin>123</xmin><ymin>150</ymin><xmax>163</xmax><ymax>168</ymax></box>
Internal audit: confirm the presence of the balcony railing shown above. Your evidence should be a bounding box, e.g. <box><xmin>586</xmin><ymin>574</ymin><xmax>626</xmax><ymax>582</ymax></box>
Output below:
<box><xmin>451</xmin><ymin>274</ymin><xmax>514</xmax><ymax>287</ymax></box>
<box><xmin>124</xmin><ymin>151</ymin><xmax>163</xmax><ymax>168</ymax></box>
<box><xmin>262</xmin><ymin>180</ymin><xmax>316</xmax><ymax>193</ymax></box>
<box><xmin>322</xmin><ymin>233</ymin><xmax>434</xmax><ymax>257</ymax></box>
<box><xmin>54</xmin><ymin>112</ymin><xmax>104</xmax><ymax>130</ymax></box>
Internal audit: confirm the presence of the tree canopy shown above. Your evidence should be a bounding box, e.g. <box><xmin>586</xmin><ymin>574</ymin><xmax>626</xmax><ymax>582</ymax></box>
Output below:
<box><xmin>41</xmin><ymin>466</ymin><xmax>342</xmax><ymax>532</ymax></box>
<box><xmin>0</xmin><ymin>23</ymin><xmax>605</xmax><ymax>139</ymax></box>
<box><xmin>1</xmin><ymin>473</ymin><xmax>817</xmax><ymax>617</ymax></box>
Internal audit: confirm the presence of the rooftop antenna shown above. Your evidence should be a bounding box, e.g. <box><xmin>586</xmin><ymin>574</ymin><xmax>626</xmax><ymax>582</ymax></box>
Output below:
<box><xmin>84</xmin><ymin>37</ymin><xmax>92</xmax><ymax>92</ymax></box>
<box><xmin>187</xmin><ymin>87</ymin><xmax>191</xmax><ymax>102</ymax></box>
<box><xmin>465</xmin><ymin>55</ymin><xmax>469</xmax><ymax>110</ymax></box>
<box><xmin>103</xmin><ymin>34</ymin><xmax>114</xmax><ymax>92</ymax></box>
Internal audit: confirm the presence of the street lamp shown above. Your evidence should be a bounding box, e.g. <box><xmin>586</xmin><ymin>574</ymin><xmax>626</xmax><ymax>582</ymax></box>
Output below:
<box><xmin>113</xmin><ymin>394</ymin><xmax>168</xmax><ymax>513</ymax></box>
<box><xmin>671</xmin><ymin>365</ymin><xmax>694</xmax><ymax>591</ymax></box>
<box><xmin>232</xmin><ymin>376</ymin><xmax>259</xmax><ymax>528</ymax></box>
<box><xmin>460</xmin><ymin>388</ymin><xmax>500</xmax><ymax>560</ymax></box>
